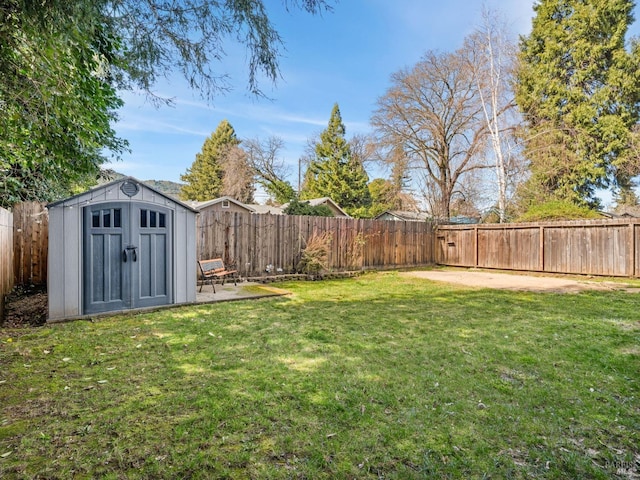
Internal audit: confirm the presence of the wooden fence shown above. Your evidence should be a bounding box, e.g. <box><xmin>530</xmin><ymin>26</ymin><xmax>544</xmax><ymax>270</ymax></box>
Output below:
<box><xmin>197</xmin><ymin>211</ymin><xmax>436</xmax><ymax>277</ymax></box>
<box><xmin>0</xmin><ymin>207</ymin><xmax>14</xmax><ymax>322</ymax></box>
<box><xmin>436</xmin><ymin>219</ymin><xmax>640</xmax><ymax>277</ymax></box>
<box><xmin>13</xmin><ymin>202</ymin><xmax>48</xmax><ymax>286</ymax></box>
<box><xmin>6</xmin><ymin>203</ymin><xmax>640</xmax><ymax>319</ymax></box>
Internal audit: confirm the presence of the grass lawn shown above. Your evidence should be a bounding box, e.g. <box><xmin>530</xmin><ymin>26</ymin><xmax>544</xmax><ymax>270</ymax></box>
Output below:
<box><xmin>1</xmin><ymin>271</ymin><xmax>639</xmax><ymax>479</ymax></box>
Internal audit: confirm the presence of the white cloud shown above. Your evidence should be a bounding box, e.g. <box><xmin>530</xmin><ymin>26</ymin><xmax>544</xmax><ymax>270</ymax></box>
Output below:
<box><xmin>116</xmin><ymin>116</ymin><xmax>210</xmax><ymax>137</ymax></box>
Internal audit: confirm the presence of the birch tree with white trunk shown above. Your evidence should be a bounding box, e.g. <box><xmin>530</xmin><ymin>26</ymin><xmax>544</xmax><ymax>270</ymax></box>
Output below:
<box><xmin>464</xmin><ymin>8</ymin><xmax>523</xmax><ymax>222</ymax></box>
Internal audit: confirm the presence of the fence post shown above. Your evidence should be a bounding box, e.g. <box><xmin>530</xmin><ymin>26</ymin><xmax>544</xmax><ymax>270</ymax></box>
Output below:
<box><xmin>630</xmin><ymin>220</ymin><xmax>636</xmax><ymax>277</ymax></box>
<box><xmin>539</xmin><ymin>225</ymin><xmax>545</xmax><ymax>272</ymax></box>
<box><xmin>474</xmin><ymin>226</ymin><xmax>479</xmax><ymax>267</ymax></box>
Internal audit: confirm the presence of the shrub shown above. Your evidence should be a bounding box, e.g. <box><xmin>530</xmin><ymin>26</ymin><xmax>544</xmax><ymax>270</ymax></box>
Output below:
<box><xmin>284</xmin><ymin>199</ymin><xmax>334</xmax><ymax>217</ymax></box>
<box><xmin>297</xmin><ymin>231</ymin><xmax>332</xmax><ymax>274</ymax></box>
<box><xmin>516</xmin><ymin>200</ymin><xmax>602</xmax><ymax>222</ymax></box>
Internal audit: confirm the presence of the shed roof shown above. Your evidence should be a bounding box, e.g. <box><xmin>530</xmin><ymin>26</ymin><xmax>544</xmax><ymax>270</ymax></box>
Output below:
<box><xmin>47</xmin><ymin>176</ymin><xmax>199</xmax><ymax>213</ymax></box>
<box><xmin>280</xmin><ymin>197</ymin><xmax>350</xmax><ymax>217</ymax></box>
<box><xmin>375</xmin><ymin>210</ymin><xmax>431</xmax><ymax>221</ymax></box>
<box><xmin>191</xmin><ymin>196</ymin><xmax>254</xmax><ymax>212</ymax></box>
<box><xmin>247</xmin><ymin>204</ymin><xmax>284</xmax><ymax>215</ymax></box>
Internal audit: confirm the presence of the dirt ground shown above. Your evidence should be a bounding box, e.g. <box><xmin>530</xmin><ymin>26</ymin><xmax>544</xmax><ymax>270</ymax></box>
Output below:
<box><xmin>2</xmin><ymin>284</ymin><xmax>48</xmax><ymax>328</ymax></box>
<box><xmin>402</xmin><ymin>269</ymin><xmax>640</xmax><ymax>294</ymax></box>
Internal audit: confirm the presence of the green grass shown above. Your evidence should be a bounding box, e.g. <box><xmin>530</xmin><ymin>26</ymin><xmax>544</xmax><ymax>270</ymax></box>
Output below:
<box><xmin>1</xmin><ymin>271</ymin><xmax>639</xmax><ymax>479</ymax></box>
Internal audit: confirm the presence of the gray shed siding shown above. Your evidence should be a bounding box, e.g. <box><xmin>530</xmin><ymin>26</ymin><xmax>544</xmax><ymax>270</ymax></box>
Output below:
<box><xmin>48</xmin><ymin>178</ymin><xmax>197</xmax><ymax>321</ymax></box>
<box><xmin>174</xmin><ymin>206</ymin><xmax>197</xmax><ymax>304</ymax></box>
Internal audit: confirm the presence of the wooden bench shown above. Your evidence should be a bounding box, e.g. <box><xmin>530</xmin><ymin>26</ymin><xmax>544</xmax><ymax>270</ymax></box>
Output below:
<box><xmin>197</xmin><ymin>258</ymin><xmax>238</xmax><ymax>293</ymax></box>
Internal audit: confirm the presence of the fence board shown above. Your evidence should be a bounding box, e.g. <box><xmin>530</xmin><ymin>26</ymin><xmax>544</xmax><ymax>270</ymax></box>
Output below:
<box><xmin>438</xmin><ymin>219</ymin><xmax>640</xmax><ymax>277</ymax></box>
<box><xmin>13</xmin><ymin>202</ymin><xmax>48</xmax><ymax>286</ymax></box>
<box><xmin>0</xmin><ymin>207</ymin><xmax>14</xmax><ymax>322</ymax></box>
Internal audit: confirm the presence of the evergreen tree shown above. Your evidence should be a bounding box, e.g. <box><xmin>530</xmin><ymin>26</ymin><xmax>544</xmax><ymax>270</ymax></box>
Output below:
<box><xmin>180</xmin><ymin>120</ymin><xmax>239</xmax><ymax>201</ymax></box>
<box><xmin>516</xmin><ymin>0</ymin><xmax>640</xmax><ymax>208</ymax></box>
<box><xmin>367</xmin><ymin>178</ymin><xmax>403</xmax><ymax>218</ymax></box>
<box><xmin>301</xmin><ymin>104</ymin><xmax>371</xmax><ymax>216</ymax></box>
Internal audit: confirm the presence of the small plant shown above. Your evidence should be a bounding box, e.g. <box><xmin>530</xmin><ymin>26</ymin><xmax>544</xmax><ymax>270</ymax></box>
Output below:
<box><xmin>345</xmin><ymin>232</ymin><xmax>366</xmax><ymax>270</ymax></box>
<box><xmin>297</xmin><ymin>231</ymin><xmax>332</xmax><ymax>274</ymax></box>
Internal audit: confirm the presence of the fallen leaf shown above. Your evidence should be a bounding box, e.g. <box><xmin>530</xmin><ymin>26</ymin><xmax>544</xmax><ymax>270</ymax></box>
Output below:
<box><xmin>62</xmin><ymin>357</ymin><xmax>71</xmax><ymax>362</ymax></box>
<box><xmin>1</xmin><ymin>451</ymin><xmax>12</xmax><ymax>458</ymax></box>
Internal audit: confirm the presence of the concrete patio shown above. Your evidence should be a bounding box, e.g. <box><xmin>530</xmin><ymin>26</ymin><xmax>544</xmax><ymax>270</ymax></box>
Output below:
<box><xmin>195</xmin><ymin>281</ymin><xmax>291</xmax><ymax>304</ymax></box>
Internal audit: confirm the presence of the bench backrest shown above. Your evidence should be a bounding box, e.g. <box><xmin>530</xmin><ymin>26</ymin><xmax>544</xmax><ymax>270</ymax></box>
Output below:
<box><xmin>199</xmin><ymin>258</ymin><xmax>226</xmax><ymax>275</ymax></box>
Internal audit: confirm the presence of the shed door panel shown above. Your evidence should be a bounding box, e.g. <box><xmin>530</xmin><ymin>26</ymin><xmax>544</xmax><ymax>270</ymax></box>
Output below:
<box><xmin>132</xmin><ymin>205</ymin><xmax>172</xmax><ymax>309</ymax></box>
<box><xmin>83</xmin><ymin>202</ymin><xmax>172</xmax><ymax>315</ymax></box>
<box><xmin>83</xmin><ymin>204</ymin><xmax>129</xmax><ymax>314</ymax></box>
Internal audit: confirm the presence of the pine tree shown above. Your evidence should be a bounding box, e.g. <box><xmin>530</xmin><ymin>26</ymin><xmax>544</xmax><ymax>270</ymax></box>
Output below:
<box><xmin>180</xmin><ymin>120</ymin><xmax>240</xmax><ymax>201</ymax></box>
<box><xmin>516</xmin><ymin>0</ymin><xmax>640</xmax><ymax>208</ymax></box>
<box><xmin>301</xmin><ymin>104</ymin><xmax>371</xmax><ymax>216</ymax></box>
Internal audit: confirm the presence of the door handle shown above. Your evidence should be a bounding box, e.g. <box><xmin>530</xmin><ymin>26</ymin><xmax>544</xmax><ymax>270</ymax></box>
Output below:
<box><xmin>124</xmin><ymin>245</ymin><xmax>138</xmax><ymax>262</ymax></box>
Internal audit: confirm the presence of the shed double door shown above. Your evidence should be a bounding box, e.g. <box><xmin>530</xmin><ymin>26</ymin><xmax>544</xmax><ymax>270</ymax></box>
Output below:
<box><xmin>83</xmin><ymin>202</ymin><xmax>172</xmax><ymax>314</ymax></box>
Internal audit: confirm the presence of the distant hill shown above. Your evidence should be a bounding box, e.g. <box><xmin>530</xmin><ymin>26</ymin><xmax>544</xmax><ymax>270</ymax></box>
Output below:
<box><xmin>99</xmin><ymin>171</ymin><xmax>184</xmax><ymax>198</ymax></box>
<box><xmin>143</xmin><ymin>179</ymin><xmax>184</xmax><ymax>197</ymax></box>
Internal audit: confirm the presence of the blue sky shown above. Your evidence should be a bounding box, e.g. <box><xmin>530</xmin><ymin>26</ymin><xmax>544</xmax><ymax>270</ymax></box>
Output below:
<box><xmin>108</xmin><ymin>0</ymin><xmax>639</xmax><ymax>205</ymax></box>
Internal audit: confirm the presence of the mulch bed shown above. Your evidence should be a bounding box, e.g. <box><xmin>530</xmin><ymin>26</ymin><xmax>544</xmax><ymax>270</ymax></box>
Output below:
<box><xmin>2</xmin><ymin>284</ymin><xmax>48</xmax><ymax>328</ymax></box>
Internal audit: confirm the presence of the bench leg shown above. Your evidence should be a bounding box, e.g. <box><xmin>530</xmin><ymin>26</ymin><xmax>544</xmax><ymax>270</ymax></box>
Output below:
<box><xmin>199</xmin><ymin>278</ymin><xmax>215</xmax><ymax>293</ymax></box>
<box><xmin>221</xmin><ymin>274</ymin><xmax>237</xmax><ymax>287</ymax></box>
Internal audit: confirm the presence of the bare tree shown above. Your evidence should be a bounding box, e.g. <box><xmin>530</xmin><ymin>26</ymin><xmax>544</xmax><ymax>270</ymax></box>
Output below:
<box><xmin>244</xmin><ymin>136</ymin><xmax>296</xmax><ymax>204</ymax></box>
<box><xmin>464</xmin><ymin>8</ymin><xmax>523</xmax><ymax>222</ymax></box>
<box><xmin>349</xmin><ymin>133</ymin><xmax>378</xmax><ymax>167</ymax></box>
<box><xmin>219</xmin><ymin>145</ymin><xmax>255</xmax><ymax>203</ymax></box>
<box><xmin>372</xmin><ymin>49</ymin><xmax>490</xmax><ymax>219</ymax></box>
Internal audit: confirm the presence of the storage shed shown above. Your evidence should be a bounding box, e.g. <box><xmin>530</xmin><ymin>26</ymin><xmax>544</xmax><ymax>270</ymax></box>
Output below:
<box><xmin>47</xmin><ymin>177</ymin><xmax>198</xmax><ymax>322</ymax></box>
